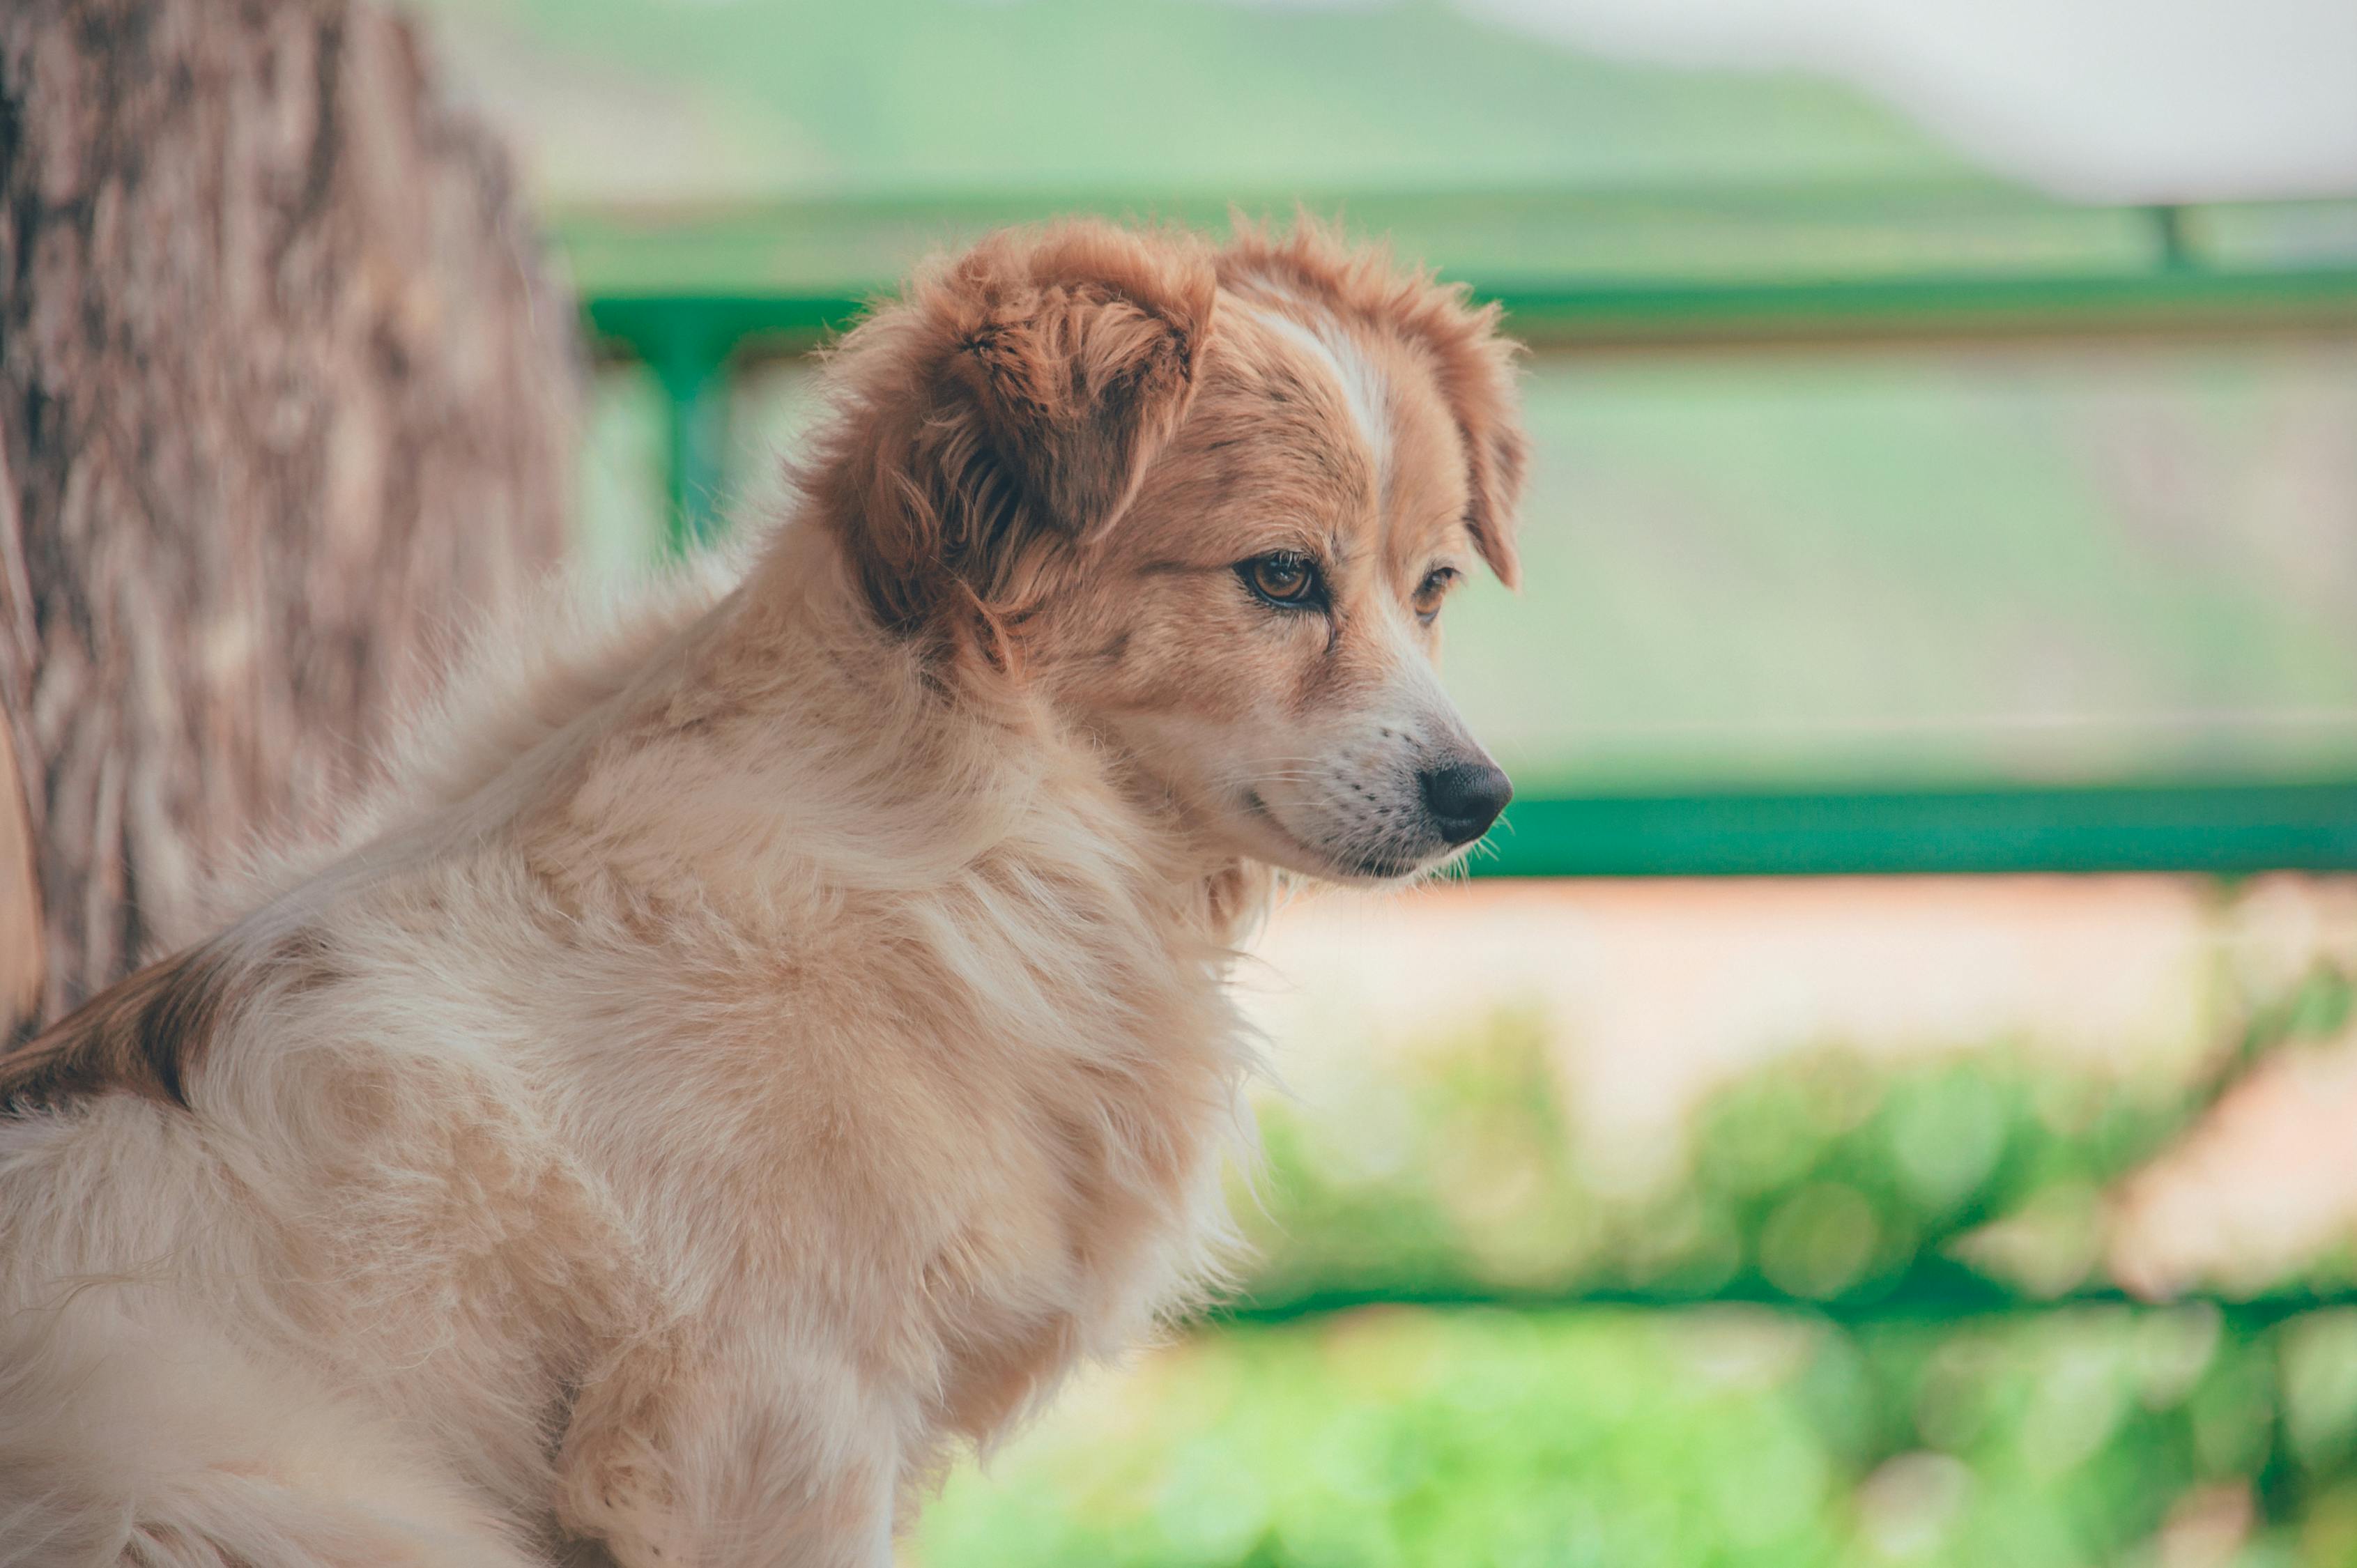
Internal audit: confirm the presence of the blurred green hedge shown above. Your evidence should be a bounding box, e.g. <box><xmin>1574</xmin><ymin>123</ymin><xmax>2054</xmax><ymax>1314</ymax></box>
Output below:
<box><xmin>915</xmin><ymin>960</ymin><xmax>2357</xmax><ymax>1567</ymax></box>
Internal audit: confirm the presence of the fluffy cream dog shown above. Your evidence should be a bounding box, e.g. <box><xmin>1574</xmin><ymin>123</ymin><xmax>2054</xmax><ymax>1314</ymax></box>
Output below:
<box><xmin>0</xmin><ymin>217</ymin><xmax>1524</xmax><ymax>1567</ymax></box>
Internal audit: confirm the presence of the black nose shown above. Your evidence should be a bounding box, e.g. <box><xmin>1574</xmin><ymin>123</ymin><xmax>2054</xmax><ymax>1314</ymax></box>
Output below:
<box><xmin>1418</xmin><ymin>760</ymin><xmax>1513</xmax><ymax>846</ymax></box>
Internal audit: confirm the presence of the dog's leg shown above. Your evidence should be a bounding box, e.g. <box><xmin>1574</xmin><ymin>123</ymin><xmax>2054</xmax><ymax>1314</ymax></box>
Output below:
<box><xmin>557</xmin><ymin>1326</ymin><xmax>900</xmax><ymax>1568</ymax></box>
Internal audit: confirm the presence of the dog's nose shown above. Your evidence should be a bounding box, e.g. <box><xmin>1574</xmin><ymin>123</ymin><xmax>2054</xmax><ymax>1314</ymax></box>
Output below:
<box><xmin>1418</xmin><ymin>760</ymin><xmax>1513</xmax><ymax>846</ymax></box>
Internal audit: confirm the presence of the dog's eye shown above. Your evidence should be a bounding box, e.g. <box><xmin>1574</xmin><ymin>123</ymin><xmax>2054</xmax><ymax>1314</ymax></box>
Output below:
<box><xmin>1413</xmin><ymin>567</ymin><xmax>1460</xmax><ymax>624</ymax></box>
<box><xmin>1238</xmin><ymin>552</ymin><xmax>1324</xmax><ymax>609</ymax></box>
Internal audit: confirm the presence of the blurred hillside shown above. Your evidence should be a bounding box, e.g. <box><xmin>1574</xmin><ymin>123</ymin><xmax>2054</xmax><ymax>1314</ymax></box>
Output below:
<box><xmin>412</xmin><ymin>0</ymin><xmax>1973</xmax><ymax>204</ymax></box>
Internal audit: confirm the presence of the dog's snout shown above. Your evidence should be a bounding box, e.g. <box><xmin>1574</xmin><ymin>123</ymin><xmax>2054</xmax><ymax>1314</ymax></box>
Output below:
<box><xmin>1418</xmin><ymin>760</ymin><xmax>1512</xmax><ymax>845</ymax></box>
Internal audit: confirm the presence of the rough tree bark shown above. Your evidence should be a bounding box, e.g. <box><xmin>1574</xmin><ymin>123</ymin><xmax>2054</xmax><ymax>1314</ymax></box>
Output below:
<box><xmin>0</xmin><ymin>0</ymin><xmax>578</xmax><ymax>1045</ymax></box>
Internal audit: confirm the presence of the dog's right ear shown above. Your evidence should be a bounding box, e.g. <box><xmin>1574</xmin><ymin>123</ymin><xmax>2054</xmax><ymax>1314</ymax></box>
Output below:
<box><xmin>804</xmin><ymin>221</ymin><xmax>1216</xmax><ymax>650</ymax></box>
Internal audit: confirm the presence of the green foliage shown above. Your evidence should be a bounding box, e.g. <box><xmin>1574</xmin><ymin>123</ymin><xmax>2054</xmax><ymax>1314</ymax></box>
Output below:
<box><xmin>1240</xmin><ymin>1006</ymin><xmax>2265</xmax><ymax>1314</ymax></box>
<box><xmin>924</xmin><ymin>1312</ymin><xmax>1846</xmax><ymax>1568</ymax></box>
<box><xmin>919</xmin><ymin>1305</ymin><xmax>2354</xmax><ymax>1568</ymax></box>
<box><xmin>914</xmin><ymin>964</ymin><xmax>2357</xmax><ymax>1567</ymax></box>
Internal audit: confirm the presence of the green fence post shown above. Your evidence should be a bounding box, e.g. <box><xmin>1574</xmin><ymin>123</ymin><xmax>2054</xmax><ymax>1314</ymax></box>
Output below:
<box><xmin>2150</xmin><ymin>203</ymin><xmax>2194</xmax><ymax>272</ymax></box>
<box><xmin>653</xmin><ymin>333</ymin><xmax>731</xmax><ymax>555</ymax></box>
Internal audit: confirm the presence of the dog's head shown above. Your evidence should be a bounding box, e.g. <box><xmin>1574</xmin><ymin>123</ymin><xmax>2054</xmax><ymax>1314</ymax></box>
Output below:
<box><xmin>804</xmin><ymin>217</ymin><xmax>1526</xmax><ymax>884</ymax></box>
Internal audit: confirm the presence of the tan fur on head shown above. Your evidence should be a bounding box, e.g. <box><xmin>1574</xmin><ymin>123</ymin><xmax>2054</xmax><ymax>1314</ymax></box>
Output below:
<box><xmin>0</xmin><ymin>215</ymin><xmax>1526</xmax><ymax>1567</ymax></box>
<box><xmin>1220</xmin><ymin>214</ymin><xmax>1527</xmax><ymax>587</ymax></box>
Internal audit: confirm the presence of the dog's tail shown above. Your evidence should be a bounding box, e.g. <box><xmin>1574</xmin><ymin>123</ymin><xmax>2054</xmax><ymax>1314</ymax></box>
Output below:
<box><xmin>0</xmin><ymin>1305</ymin><xmax>539</xmax><ymax>1568</ymax></box>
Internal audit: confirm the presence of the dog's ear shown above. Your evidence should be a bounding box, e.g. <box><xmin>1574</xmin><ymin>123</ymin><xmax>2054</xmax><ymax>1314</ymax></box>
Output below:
<box><xmin>1448</xmin><ymin>341</ymin><xmax>1526</xmax><ymax>590</ymax></box>
<box><xmin>806</xmin><ymin>221</ymin><xmax>1216</xmax><ymax>647</ymax></box>
<box><xmin>1356</xmin><ymin>280</ymin><xmax>1529</xmax><ymax>590</ymax></box>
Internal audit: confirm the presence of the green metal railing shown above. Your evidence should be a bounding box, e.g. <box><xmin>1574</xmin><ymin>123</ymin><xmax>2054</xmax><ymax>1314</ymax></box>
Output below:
<box><xmin>1218</xmin><ymin>1273</ymin><xmax>2357</xmax><ymax>1332</ymax></box>
<box><xmin>564</xmin><ymin>186</ymin><xmax>2357</xmax><ymax>884</ymax></box>
<box><xmin>1478</xmin><ymin>780</ymin><xmax>2357</xmax><ymax>878</ymax></box>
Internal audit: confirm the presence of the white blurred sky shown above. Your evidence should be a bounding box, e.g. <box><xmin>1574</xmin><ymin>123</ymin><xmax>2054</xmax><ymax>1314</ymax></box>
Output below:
<box><xmin>1398</xmin><ymin>0</ymin><xmax>2357</xmax><ymax>198</ymax></box>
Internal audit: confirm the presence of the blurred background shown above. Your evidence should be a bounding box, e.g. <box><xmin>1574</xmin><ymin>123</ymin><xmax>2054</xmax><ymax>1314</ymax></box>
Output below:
<box><xmin>8</xmin><ymin>0</ymin><xmax>2357</xmax><ymax>1562</ymax></box>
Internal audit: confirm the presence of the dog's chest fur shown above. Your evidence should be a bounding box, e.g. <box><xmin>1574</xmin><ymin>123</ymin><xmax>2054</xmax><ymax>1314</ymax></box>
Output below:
<box><xmin>438</xmin><ymin>587</ymin><xmax>1269</xmax><ymax>1478</ymax></box>
<box><xmin>834</xmin><ymin>862</ymin><xmax>1245</xmax><ymax>1439</ymax></box>
<box><xmin>549</xmin><ymin>847</ymin><xmax>1250</xmax><ymax>1442</ymax></box>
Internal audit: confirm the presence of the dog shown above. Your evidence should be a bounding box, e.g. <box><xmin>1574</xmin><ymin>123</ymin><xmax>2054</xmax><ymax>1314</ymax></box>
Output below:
<box><xmin>0</xmin><ymin>217</ymin><xmax>1525</xmax><ymax>1567</ymax></box>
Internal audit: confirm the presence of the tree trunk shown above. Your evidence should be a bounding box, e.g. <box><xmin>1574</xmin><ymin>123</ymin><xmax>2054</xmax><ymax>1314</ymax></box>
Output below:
<box><xmin>0</xmin><ymin>0</ymin><xmax>577</xmax><ymax>1045</ymax></box>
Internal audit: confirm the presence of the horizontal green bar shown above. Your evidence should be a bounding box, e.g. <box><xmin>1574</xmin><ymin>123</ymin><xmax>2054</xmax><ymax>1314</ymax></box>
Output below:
<box><xmin>581</xmin><ymin>266</ymin><xmax>2357</xmax><ymax>362</ymax></box>
<box><xmin>1468</xmin><ymin>781</ymin><xmax>2357</xmax><ymax>877</ymax></box>
<box><xmin>582</xmin><ymin>293</ymin><xmax>855</xmax><ymax>360</ymax></box>
<box><xmin>553</xmin><ymin>188</ymin><xmax>2357</xmax><ymax>299</ymax></box>
<box><xmin>1487</xmin><ymin>266</ymin><xmax>2357</xmax><ymax>346</ymax></box>
<box><xmin>1215</xmin><ymin>1273</ymin><xmax>2357</xmax><ymax>1331</ymax></box>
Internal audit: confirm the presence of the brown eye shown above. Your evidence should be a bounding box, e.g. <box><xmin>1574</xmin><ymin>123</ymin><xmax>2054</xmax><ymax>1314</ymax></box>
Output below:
<box><xmin>1413</xmin><ymin>567</ymin><xmax>1459</xmax><ymax>623</ymax></box>
<box><xmin>1238</xmin><ymin>552</ymin><xmax>1323</xmax><ymax>609</ymax></box>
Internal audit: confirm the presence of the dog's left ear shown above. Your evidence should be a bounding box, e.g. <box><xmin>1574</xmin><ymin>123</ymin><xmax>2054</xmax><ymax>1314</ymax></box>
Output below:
<box><xmin>1395</xmin><ymin>290</ymin><xmax>1526</xmax><ymax>590</ymax></box>
<box><xmin>806</xmin><ymin>221</ymin><xmax>1216</xmax><ymax>646</ymax></box>
<box><xmin>1451</xmin><ymin>354</ymin><xmax>1526</xmax><ymax>590</ymax></box>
